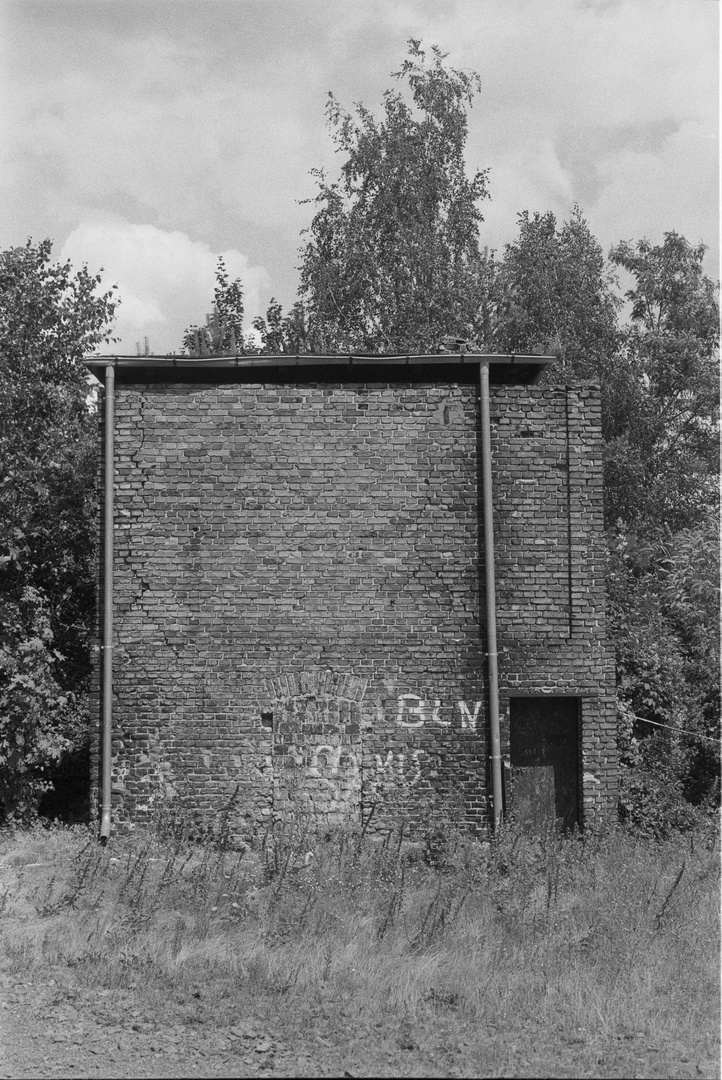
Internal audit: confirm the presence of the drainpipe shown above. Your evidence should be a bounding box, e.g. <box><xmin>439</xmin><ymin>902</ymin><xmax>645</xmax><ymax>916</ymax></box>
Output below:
<box><xmin>479</xmin><ymin>360</ymin><xmax>503</xmax><ymax>831</ymax></box>
<box><xmin>99</xmin><ymin>363</ymin><xmax>115</xmax><ymax>844</ymax></box>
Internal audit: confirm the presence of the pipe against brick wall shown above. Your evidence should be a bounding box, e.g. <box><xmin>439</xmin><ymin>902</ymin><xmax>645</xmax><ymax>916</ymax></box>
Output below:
<box><xmin>479</xmin><ymin>359</ymin><xmax>503</xmax><ymax>831</ymax></box>
<box><xmin>99</xmin><ymin>363</ymin><xmax>114</xmax><ymax>844</ymax></box>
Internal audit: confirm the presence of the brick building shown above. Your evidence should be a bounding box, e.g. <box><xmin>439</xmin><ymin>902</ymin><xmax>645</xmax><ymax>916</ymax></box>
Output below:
<box><xmin>86</xmin><ymin>354</ymin><xmax>618</xmax><ymax>840</ymax></box>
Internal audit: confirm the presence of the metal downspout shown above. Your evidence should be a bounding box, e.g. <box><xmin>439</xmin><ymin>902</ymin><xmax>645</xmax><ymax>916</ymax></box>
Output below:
<box><xmin>99</xmin><ymin>363</ymin><xmax>114</xmax><ymax>844</ymax></box>
<box><xmin>479</xmin><ymin>360</ymin><xmax>503</xmax><ymax>831</ymax></box>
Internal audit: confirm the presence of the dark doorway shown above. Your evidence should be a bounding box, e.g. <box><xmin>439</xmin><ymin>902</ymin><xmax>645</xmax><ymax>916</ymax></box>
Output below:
<box><xmin>509</xmin><ymin>697</ymin><xmax>580</xmax><ymax>830</ymax></box>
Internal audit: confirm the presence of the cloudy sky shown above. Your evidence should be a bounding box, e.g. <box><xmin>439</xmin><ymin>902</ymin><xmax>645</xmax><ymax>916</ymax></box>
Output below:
<box><xmin>0</xmin><ymin>0</ymin><xmax>717</xmax><ymax>354</ymax></box>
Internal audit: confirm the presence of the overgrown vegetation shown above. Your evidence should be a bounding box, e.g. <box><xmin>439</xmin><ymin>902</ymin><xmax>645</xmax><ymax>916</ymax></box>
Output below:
<box><xmin>1</xmin><ymin>814</ymin><xmax>719</xmax><ymax>1075</ymax></box>
<box><xmin>0</xmin><ymin>240</ymin><xmax>117</xmax><ymax>823</ymax></box>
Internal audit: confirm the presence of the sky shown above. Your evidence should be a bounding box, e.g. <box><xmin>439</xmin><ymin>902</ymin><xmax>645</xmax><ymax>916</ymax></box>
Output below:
<box><xmin>0</xmin><ymin>0</ymin><xmax>718</xmax><ymax>355</ymax></box>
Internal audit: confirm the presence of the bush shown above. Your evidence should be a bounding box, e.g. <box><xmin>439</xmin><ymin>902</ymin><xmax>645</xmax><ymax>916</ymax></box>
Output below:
<box><xmin>0</xmin><ymin>588</ymin><xmax>87</xmax><ymax>823</ymax></box>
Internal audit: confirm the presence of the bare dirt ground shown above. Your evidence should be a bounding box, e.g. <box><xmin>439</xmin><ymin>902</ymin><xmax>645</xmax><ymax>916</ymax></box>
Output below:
<box><xmin>1</xmin><ymin>964</ymin><xmax>718</xmax><ymax>1080</ymax></box>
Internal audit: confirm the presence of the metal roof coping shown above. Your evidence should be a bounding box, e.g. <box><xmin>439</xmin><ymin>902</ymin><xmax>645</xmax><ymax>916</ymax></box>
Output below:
<box><xmin>84</xmin><ymin>352</ymin><xmax>556</xmax><ymax>384</ymax></box>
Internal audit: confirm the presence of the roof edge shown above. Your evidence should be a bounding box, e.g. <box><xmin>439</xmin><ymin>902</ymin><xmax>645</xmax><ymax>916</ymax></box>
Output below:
<box><xmin>84</xmin><ymin>352</ymin><xmax>555</xmax><ymax>385</ymax></box>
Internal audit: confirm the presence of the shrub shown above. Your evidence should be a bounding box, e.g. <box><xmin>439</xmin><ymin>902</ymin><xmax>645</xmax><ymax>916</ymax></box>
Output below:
<box><xmin>0</xmin><ymin>588</ymin><xmax>86</xmax><ymax>823</ymax></box>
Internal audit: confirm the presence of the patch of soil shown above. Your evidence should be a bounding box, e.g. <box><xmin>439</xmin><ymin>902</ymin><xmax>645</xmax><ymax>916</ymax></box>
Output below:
<box><xmin>0</xmin><ymin>967</ymin><xmax>718</xmax><ymax>1080</ymax></box>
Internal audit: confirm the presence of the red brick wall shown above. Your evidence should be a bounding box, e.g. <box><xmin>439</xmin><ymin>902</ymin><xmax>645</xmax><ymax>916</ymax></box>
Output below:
<box><xmin>492</xmin><ymin>386</ymin><xmax>617</xmax><ymax>825</ymax></box>
<box><xmin>91</xmin><ymin>374</ymin><xmax>617</xmax><ymax>837</ymax></box>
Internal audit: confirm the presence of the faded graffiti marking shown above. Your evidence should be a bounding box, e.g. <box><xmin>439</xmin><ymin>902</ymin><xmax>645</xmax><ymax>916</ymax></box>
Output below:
<box><xmin>396</xmin><ymin>694</ymin><xmax>426</xmax><ymax>727</ymax></box>
<box><xmin>396</xmin><ymin>695</ymin><xmax>483</xmax><ymax>729</ymax></box>
<box><xmin>309</xmin><ymin>744</ymin><xmax>360</xmax><ymax>777</ymax></box>
<box><xmin>458</xmin><ymin>700</ymin><xmax>483</xmax><ymax>731</ymax></box>
<box><xmin>369</xmin><ymin>748</ymin><xmax>424</xmax><ymax>792</ymax></box>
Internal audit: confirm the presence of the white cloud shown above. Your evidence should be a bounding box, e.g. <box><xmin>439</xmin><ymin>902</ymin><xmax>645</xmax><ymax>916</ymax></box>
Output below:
<box><xmin>591</xmin><ymin>118</ymin><xmax>719</xmax><ymax>253</ymax></box>
<box><xmin>61</xmin><ymin>220</ymin><xmax>270</xmax><ymax>354</ymax></box>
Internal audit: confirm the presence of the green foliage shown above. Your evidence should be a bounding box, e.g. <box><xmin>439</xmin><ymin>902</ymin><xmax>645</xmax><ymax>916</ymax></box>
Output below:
<box><xmin>617</xmin><ymin>714</ymin><xmax>714</xmax><ymax>838</ymax></box>
<box><xmin>611</xmin><ymin>510</ymin><xmax>720</xmax><ymax>827</ymax></box>
<box><xmin>0</xmin><ymin>239</ymin><xmax>117</xmax><ymax>380</ymax></box>
<box><xmin>0</xmin><ymin>239</ymin><xmax>116</xmax><ymax>820</ymax></box>
<box><xmin>0</xmin><ymin>589</ymin><xmax>86</xmax><ymax>822</ymax></box>
<box><xmin>182</xmin><ymin>257</ymin><xmax>255</xmax><ymax>356</ymax></box>
<box><xmin>660</xmin><ymin>514</ymin><xmax>720</xmax><ymax>736</ymax></box>
<box><xmin>252</xmin><ymin>299</ymin><xmax>314</xmax><ymax>354</ymax></box>
<box><xmin>296</xmin><ymin>40</ymin><xmax>491</xmax><ymax>353</ymax></box>
<box><xmin>490</xmin><ymin>206</ymin><xmax>621</xmax><ymax>379</ymax></box>
<box><xmin>602</xmin><ymin>236</ymin><xmax>720</xmax><ymax>826</ymax></box>
<box><xmin>606</xmin><ymin>234</ymin><xmax>719</xmax><ymax>533</ymax></box>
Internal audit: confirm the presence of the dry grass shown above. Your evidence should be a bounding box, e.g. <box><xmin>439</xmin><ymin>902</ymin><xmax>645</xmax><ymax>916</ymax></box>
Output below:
<box><xmin>1</xmin><ymin>810</ymin><xmax>719</xmax><ymax>1076</ymax></box>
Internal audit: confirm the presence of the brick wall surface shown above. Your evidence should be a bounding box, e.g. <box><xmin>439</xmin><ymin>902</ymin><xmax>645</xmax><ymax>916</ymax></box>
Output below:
<box><xmin>90</xmin><ymin>375</ymin><xmax>617</xmax><ymax>839</ymax></box>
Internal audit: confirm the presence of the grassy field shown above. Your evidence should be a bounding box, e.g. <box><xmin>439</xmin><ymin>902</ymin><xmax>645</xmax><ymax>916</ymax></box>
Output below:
<box><xmin>0</xmin><ymin>811</ymin><xmax>719</xmax><ymax>1078</ymax></box>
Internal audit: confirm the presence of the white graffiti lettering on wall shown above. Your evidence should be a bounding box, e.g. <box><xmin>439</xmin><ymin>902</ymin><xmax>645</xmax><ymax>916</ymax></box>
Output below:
<box><xmin>308</xmin><ymin>744</ymin><xmax>359</xmax><ymax>776</ymax></box>
<box><xmin>265</xmin><ymin>675</ymin><xmax>484</xmax><ymax>812</ymax></box>
<box><xmin>372</xmin><ymin>749</ymin><xmax>424</xmax><ymax>786</ymax></box>
<box><xmin>396</xmin><ymin>694</ymin><xmax>483</xmax><ymax>730</ymax></box>
<box><xmin>296</xmin><ymin>744</ymin><xmax>425</xmax><ymax>788</ymax></box>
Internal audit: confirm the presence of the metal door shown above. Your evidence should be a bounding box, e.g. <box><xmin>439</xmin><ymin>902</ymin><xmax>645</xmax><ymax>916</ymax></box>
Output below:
<box><xmin>509</xmin><ymin>697</ymin><xmax>580</xmax><ymax>830</ymax></box>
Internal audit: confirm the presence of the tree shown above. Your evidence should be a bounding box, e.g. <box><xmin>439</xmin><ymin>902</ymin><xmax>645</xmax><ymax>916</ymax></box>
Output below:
<box><xmin>0</xmin><ymin>239</ymin><xmax>117</xmax><ymax>820</ymax></box>
<box><xmin>612</xmin><ymin>509</ymin><xmax>720</xmax><ymax>834</ymax></box>
<box><xmin>605</xmin><ymin>234</ymin><xmax>719</xmax><ymax>533</ymax></box>
<box><xmin>253</xmin><ymin>299</ymin><xmax>314</xmax><ymax>355</ymax></box>
<box><xmin>295</xmin><ymin>40</ymin><xmax>492</xmax><ymax>353</ymax></box>
<box><xmin>490</xmin><ymin>206</ymin><xmax>620</xmax><ymax>380</ymax></box>
<box><xmin>605</xmin><ymin>235</ymin><xmax>720</xmax><ymax>831</ymax></box>
<box><xmin>182</xmin><ymin>257</ymin><xmax>253</xmax><ymax>356</ymax></box>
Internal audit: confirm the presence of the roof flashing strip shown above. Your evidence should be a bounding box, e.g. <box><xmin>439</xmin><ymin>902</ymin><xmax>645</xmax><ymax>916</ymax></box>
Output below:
<box><xmin>84</xmin><ymin>353</ymin><xmax>555</xmax><ymax>384</ymax></box>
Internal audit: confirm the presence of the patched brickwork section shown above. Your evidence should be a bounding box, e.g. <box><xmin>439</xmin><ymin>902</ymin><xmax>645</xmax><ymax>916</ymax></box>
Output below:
<box><xmin>91</xmin><ymin>377</ymin><xmax>617</xmax><ymax>838</ymax></box>
<box><xmin>267</xmin><ymin>672</ymin><xmax>366</xmax><ymax>827</ymax></box>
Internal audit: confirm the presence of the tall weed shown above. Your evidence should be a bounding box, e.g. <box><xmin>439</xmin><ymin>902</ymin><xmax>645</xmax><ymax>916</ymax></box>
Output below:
<box><xmin>0</xmin><ymin>811</ymin><xmax>718</xmax><ymax>1049</ymax></box>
